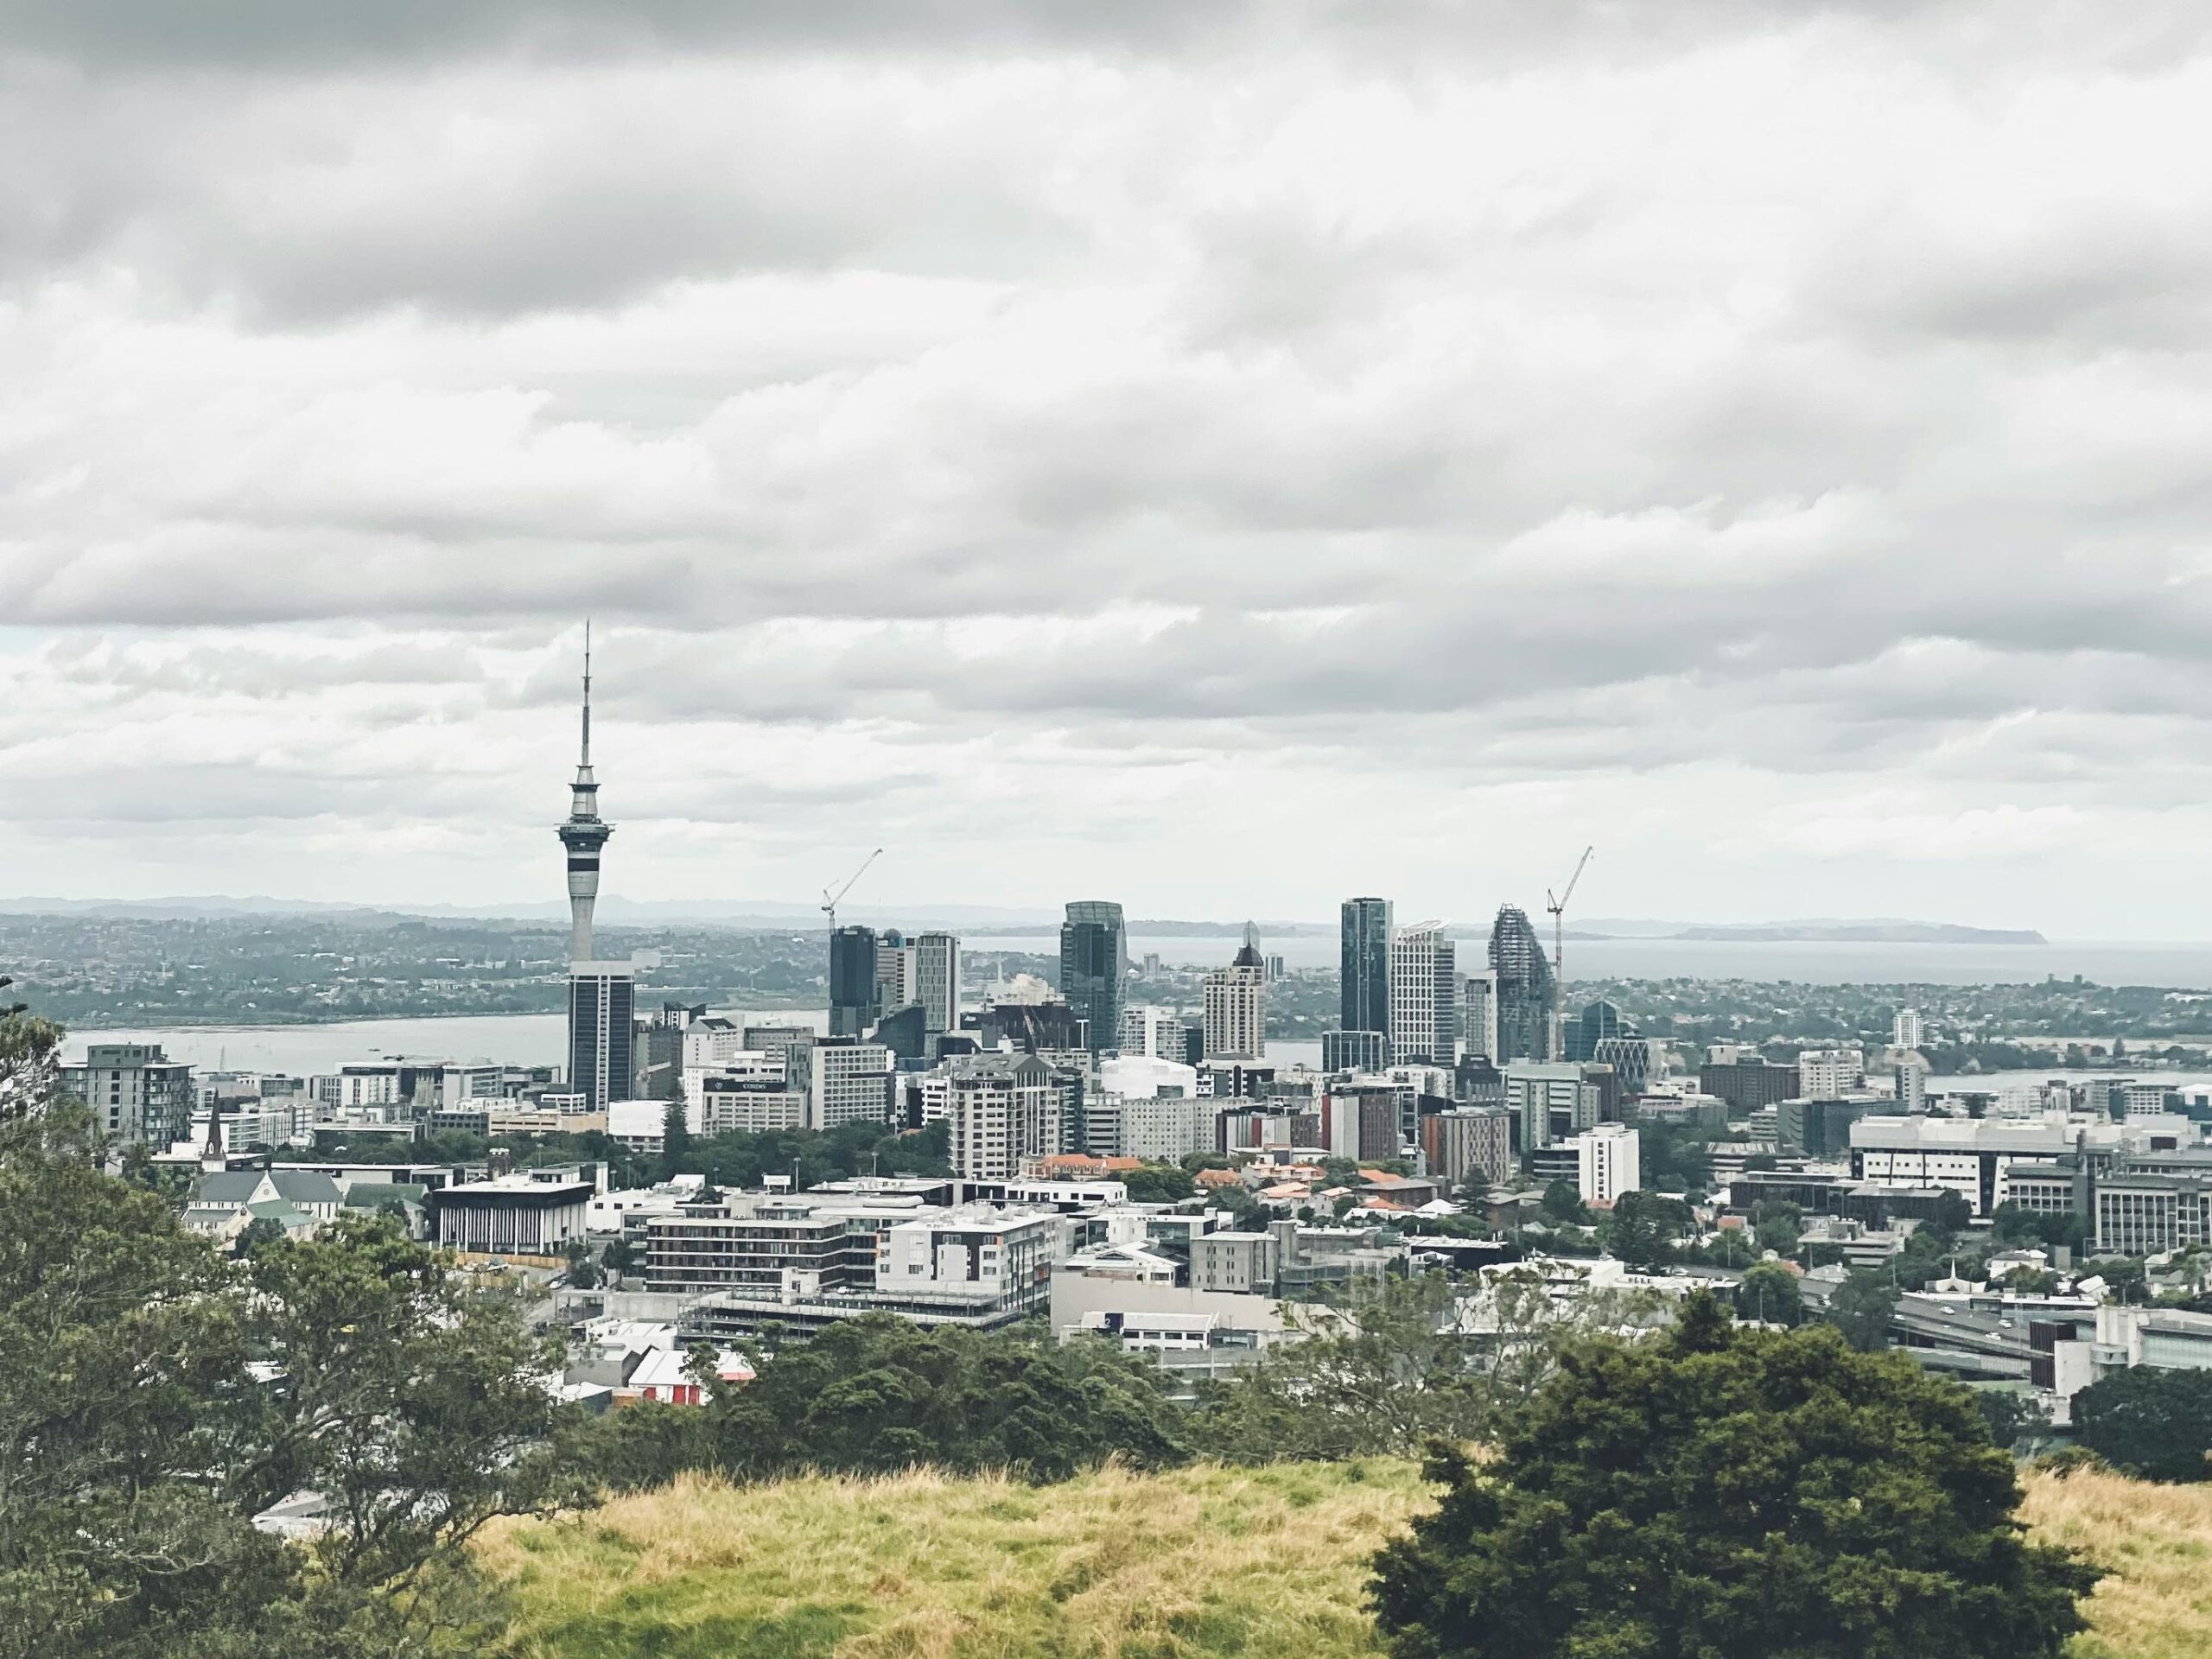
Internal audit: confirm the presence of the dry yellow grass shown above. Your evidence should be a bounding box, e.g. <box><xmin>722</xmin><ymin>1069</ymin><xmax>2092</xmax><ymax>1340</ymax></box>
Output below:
<box><xmin>2021</xmin><ymin>1465</ymin><xmax>2212</xmax><ymax>1659</ymax></box>
<box><xmin>483</xmin><ymin>1459</ymin><xmax>1428</xmax><ymax>1659</ymax></box>
<box><xmin>483</xmin><ymin>1458</ymin><xmax>2212</xmax><ymax>1658</ymax></box>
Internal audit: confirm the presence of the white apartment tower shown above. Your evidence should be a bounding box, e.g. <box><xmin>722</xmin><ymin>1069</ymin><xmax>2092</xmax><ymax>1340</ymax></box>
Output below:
<box><xmin>1203</xmin><ymin>927</ymin><xmax>1268</xmax><ymax>1060</ymax></box>
<box><xmin>1389</xmin><ymin>922</ymin><xmax>1458</xmax><ymax>1065</ymax></box>
<box><xmin>947</xmin><ymin>1053</ymin><xmax>1058</xmax><ymax>1180</ymax></box>
<box><xmin>1573</xmin><ymin>1123</ymin><xmax>1642</xmax><ymax>1206</ymax></box>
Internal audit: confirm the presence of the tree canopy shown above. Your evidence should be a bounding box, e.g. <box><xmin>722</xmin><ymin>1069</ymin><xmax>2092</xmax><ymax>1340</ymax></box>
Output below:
<box><xmin>2074</xmin><ymin>1365</ymin><xmax>2212</xmax><ymax>1482</ymax></box>
<box><xmin>1371</xmin><ymin>1294</ymin><xmax>2099</xmax><ymax>1659</ymax></box>
<box><xmin>0</xmin><ymin>1023</ymin><xmax>592</xmax><ymax>1659</ymax></box>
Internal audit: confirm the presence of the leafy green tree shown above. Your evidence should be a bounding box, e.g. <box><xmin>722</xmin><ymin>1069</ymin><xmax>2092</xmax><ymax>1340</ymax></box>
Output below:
<box><xmin>238</xmin><ymin>1212</ymin><xmax>593</xmax><ymax>1606</ymax></box>
<box><xmin>1539</xmin><ymin>1179</ymin><xmax>1586</xmax><ymax>1224</ymax></box>
<box><xmin>235</xmin><ymin>1213</ymin><xmax>289</xmax><ymax>1257</ymax></box>
<box><xmin>2074</xmin><ymin>1366</ymin><xmax>2212</xmax><ymax>1482</ymax></box>
<box><xmin>595</xmin><ymin>1317</ymin><xmax>1191</xmax><ymax>1489</ymax></box>
<box><xmin>1751</xmin><ymin>1197</ymin><xmax>1802</xmax><ymax>1257</ymax></box>
<box><xmin>0</xmin><ymin>1102</ymin><xmax>287</xmax><ymax>1659</ymax></box>
<box><xmin>1974</xmin><ymin>1389</ymin><xmax>2052</xmax><ymax>1452</ymax></box>
<box><xmin>0</xmin><ymin>991</ymin><xmax>59</xmax><ymax>1122</ymax></box>
<box><xmin>563</xmin><ymin>1236</ymin><xmax>601</xmax><ymax>1289</ymax></box>
<box><xmin>1827</xmin><ymin>1267</ymin><xmax>1900</xmax><ymax>1352</ymax></box>
<box><xmin>1700</xmin><ymin>1226</ymin><xmax>1755</xmax><ymax>1269</ymax></box>
<box><xmin>1738</xmin><ymin>1261</ymin><xmax>1804</xmax><ymax>1326</ymax></box>
<box><xmin>1371</xmin><ymin>1295</ymin><xmax>2101</xmax><ymax>1659</ymax></box>
<box><xmin>1120</xmin><ymin>1162</ymin><xmax>1197</xmax><ymax>1204</ymax></box>
<box><xmin>658</xmin><ymin>1100</ymin><xmax>693</xmax><ymax>1178</ymax></box>
<box><xmin>1192</xmin><ymin>1273</ymin><xmax>1484</xmax><ymax>1462</ymax></box>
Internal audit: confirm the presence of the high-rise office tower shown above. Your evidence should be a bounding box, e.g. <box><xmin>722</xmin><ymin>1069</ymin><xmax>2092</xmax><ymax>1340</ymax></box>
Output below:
<box><xmin>1564</xmin><ymin>998</ymin><xmax>1625</xmax><ymax>1063</ymax></box>
<box><xmin>1339</xmin><ymin>897</ymin><xmax>1392</xmax><ymax>1049</ymax></box>
<box><xmin>875</xmin><ymin>928</ymin><xmax>911</xmax><ymax>1014</ymax></box>
<box><xmin>912</xmin><ymin>931</ymin><xmax>960</xmax><ymax>1035</ymax></box>
<box><xmin>558</xmin><ymin>630</ymin><xmax>641</xmax><ymax>1111</ymax></box>
<box><xmin>1059</xmin><ymin>900</ymin><xmax>1127</xmax><ymax>1055</ymax></box>
<box><xmin>1389</xmin><ymin>922</ymin><xmax>1457</xmax><ymax>1064</ymax></box>
<box><xmin>1203</xmin><ymin>925</ymin><xmax>1268</xmax><ymax>1059</ymax></box>
<box><xmin>829</xmin><ymin>925</ymin><xmax>881</xmax><ymax>1038</ymax></box>
<box><xmin>1489</xmin><ymin>905</ymin><xmax>1556</xmax><ymax>1064</ymax></box>
<box><xmin>1461</xmin><ymin>969</ymin><xmax>1498</xmax><ymax>1062</ymax></box>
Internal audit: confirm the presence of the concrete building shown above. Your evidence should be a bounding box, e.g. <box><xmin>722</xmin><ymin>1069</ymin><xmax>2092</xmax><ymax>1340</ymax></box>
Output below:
<box><xmin>698</xmin><ymin>1077</ymin><xmax>810</xmax><ymax>1136</ymax></box>
<box><xmin>63</xmin><ymin>1043</ymin><xmax>195</xmax><ymax>1147</ymax></box>
<box><xmin>1460</xmin><ymin>969</ymin><xmax>1498</xmax><ymax>1063</ymax></box>
<box><xmin>1203</xmin><ymin>931</ymin><xmax>1268</xmax><ymax>1060</ymax></box>
<box><xmin>1798</xmin><ymin>1048</ymin><xmax>1866</xmax><ymax>1099</ymax></box>
<box><xmin>807</xmin><ymin>1040</ymin><xmax>894</xmax><ymax>1131</ymax></box>
<box><xmin>1893</xmin><ymin>1008</ymin><xmax>1924</xmax><ymax>1051</ymax></box>
<box><xmin>1389</xmin><ymin>922</ymin><xmax>1457</xmax><ymax>1065</ymax></box>
<box><xmin>947</xmin><ymin>1053</ymin><xmax>1058</xmax><ymax>1180</ymax></box>
<box><xmin>1698</xmin><ymin>1059</ymin><xmax>1802</xmax><ymax>1115</ymax></box>
<box><xmin>912</xmin><ymin>931</ymin><xmax>961</xmax><ymax>1037</ymax></box>
<box><xmin>1504</xmin><ymin>1061</ymin><xmax>1597</xmax><ymax>1153</ymax></box>
<box><xmin>1117</xmin><ymin>1004</ymin><xmax>1185</xmax><ymax>1059</ymax></box>
<box><xmin>681</xmin><ymin>1048</ymin><xmax>784</xmax><ymax>1121</ymax></box>
<box><xmin>428</xmin><ymin>1175</ymin><xmax>591</xmax><ymax>1256</ymax></box>
<box><xmin>1421</xmin><ymin>1106</ymin><xmax>1515</xmax><ymax>1191</ymax></box>
<box><xmin>1570</xmin><ymin>1123</ymin><xmax>1641</xmax><ymax>1205</ymax></box>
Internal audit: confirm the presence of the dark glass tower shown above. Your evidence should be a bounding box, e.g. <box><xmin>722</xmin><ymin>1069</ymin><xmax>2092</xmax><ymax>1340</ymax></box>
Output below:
<box><xmin>829</xmin><ymin>924</ymin><xmax>880</xmax><ymax>1038</ymax></box>
<box><xmin>1564</xmin><ymin>998</ymin><xmax>1625</xmax><ymax>1063</ymax></box>
<box><xmin>1058</xmin><ymin>900</ymin><xmax>1127</xmax><ymax>1054</ymax></box>
<box><xmin>1339</xmin><ymin>897</ymin><xmax>1392</xmax><ymax>1039</ymax></box>
<box><xmin>1488</xmin><ymin>904</ymin><xmax>1557</xmax><ymax>1064</ymax></box>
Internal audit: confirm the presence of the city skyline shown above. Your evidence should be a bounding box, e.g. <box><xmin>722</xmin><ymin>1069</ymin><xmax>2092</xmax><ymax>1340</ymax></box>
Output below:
<box><xmin>10</xmin><ymin>10</ymin><xmax>2212</xmax><ymax>938</ymax></box>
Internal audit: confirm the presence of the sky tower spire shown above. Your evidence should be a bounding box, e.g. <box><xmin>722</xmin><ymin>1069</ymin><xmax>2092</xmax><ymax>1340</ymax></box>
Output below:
<box><xmin>557</xmin><ymin>624</ymin><xmax>613</xmax><ymax>963</ymax></box>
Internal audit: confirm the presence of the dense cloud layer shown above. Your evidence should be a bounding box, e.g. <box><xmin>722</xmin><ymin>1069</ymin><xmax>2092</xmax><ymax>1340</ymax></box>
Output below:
<box><xmin>3</xmin><ymin>3</ymin><xmax>2211</xmax><ymax>932</ymax></box>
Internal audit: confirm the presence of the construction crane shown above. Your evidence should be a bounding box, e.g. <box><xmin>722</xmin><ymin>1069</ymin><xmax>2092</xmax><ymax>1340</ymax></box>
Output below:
<box><xmin>1545</xmin><ymin>845</ymin><xmax>1594</xmax><ymax>1060</ymax></box>
<box><xmin>821</xmin><ymin>849</ymin><xmax>883</xmax><ymax>936</ymax></box>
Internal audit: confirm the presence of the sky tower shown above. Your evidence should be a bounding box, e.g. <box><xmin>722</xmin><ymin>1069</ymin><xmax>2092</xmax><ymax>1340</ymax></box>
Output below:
<box><xmin>557</xmin><ymin>623</ymin><xmax>613</xmax><ymax>963</ymax></box>
<box><xmin>556</xmin><ymin>624</ymin><xmax>648</xmax><ymax>1111</ymax></box>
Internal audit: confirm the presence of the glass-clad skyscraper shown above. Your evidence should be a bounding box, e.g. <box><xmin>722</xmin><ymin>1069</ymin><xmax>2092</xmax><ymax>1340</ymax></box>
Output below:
<box><xmin>1339</xmin><ymin>896</ymin><xmax>1392</xmax><ymax>1045</ymax></box>
<box><xmin>1488</xmin><ymin>905</ymin><xmax>1557</xmax><ymax>1063</ymax></box>
<box><xmin>829</xmin><ymin>925</ymin><xmax>881</xmax><ymax>1038</ymax></box>
<box><xmin>1058</xmin><ymin>900</ymin><xmax>1127</xmax><ymax>1054</ymax></box>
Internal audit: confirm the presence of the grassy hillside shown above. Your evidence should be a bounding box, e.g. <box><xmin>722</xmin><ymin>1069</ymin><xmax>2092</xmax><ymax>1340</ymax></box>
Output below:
<box><xmin>2020</xmin><ymin>1465</ymin><xmax>2212</xmax><ymax>1659</ymax></box>
<box><xmin>486</xmin><ymin>1459</ymin><xmax>2212</xmax><ymax>1659</ymax></box>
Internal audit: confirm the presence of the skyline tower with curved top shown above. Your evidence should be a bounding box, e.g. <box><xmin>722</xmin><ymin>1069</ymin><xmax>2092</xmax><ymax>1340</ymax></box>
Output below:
<box><xmin>1489</xmin><ymin>903</ymin><xmax>1557</xmax><ymax>1064</ymax></box>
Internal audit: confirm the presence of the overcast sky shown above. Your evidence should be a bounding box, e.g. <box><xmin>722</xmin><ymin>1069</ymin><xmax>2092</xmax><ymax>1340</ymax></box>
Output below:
<box><xmin>3</xmin><ymin>3</ymin><xmax>2212</xmax><ymax>936</ymax></box>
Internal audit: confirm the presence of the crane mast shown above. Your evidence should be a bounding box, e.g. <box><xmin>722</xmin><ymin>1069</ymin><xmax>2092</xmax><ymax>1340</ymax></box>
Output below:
<box><xmin>1545</xmin><ymin>845</ymin><xmax>1594</xmax><ymax>1061</ymax></box>
<box><xmin>821</xmin><ymin>848</ymin><xmax>884</xmax><ymax>936</ymax></box>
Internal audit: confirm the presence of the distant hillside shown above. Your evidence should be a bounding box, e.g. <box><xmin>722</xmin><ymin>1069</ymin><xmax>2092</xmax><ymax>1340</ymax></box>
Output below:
<box><xmin>484</xmin><ymin>1459</ymin><xmax>2202</xmax><ymax>1658</ymax></box>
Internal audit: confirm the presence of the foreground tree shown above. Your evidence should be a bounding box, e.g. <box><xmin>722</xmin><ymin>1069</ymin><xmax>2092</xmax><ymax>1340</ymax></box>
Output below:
<box><xmin>593</xmin><ymin>1315</ymin><xmax>1192</xmax><ymax>1490</ymax></box>
<box><xmin>0</xmin><ymin>1006</ymin><xmax>594</xmax><ymax>1658</ymax></box>
<box><xmin>1371</xmin><ymin>1294</ymin><xmax>2099</xmax><ymax>1659</ymax></box>
<box><xmin>2074</xmin><ymin>1364</ymin><xmax>2212</xmax><ymax>1482</ymax></box>
<box><xmin>1827</xmin><ymin>1266</ymin><xmax>1901</xmax><ymax>1352</ymax></box>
